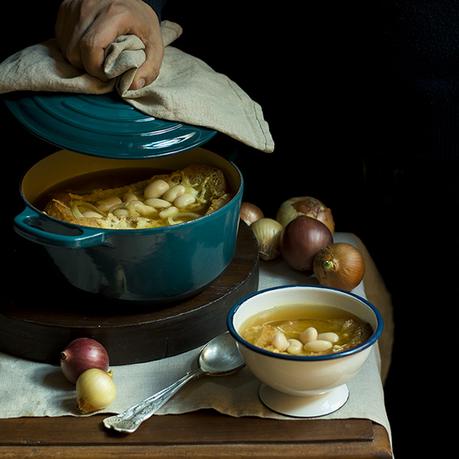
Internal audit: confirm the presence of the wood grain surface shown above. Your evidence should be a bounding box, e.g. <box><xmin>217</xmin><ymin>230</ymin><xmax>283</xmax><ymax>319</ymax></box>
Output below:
<box><xmin>0</xmin><ymin>410</ymin><xmax>392</xmax><ymax>458</ymax></box>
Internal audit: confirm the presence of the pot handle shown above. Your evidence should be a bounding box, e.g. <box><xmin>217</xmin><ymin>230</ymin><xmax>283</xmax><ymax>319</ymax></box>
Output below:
<box><xmin>14</xmin><ymin>207</ymin><xmax>106</xmax><ymax>249</ymax></box>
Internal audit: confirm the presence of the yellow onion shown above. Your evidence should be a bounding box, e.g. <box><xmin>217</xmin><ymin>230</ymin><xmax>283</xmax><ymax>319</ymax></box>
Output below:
<box><xmin>276</xmin><ymin>196</ymin><xmax>335</xmax><ymax>233</ymax></box>
<box><xmin>240</xmin><ymin>202</ymin><xmax>264</xmax><ymax>226</ymax></box>
<box><xmin>313</xmin><ymin>243</ymin><xmax>365</xmax><ymax>291</ymax></box>
<box><xmin>251</xmin><ymin>218</ymin><xmax>283</xmax><ymax>260</ymax></box>
<box><xmin>76</xmin><ymin>368</ymin><xmax>116</xmax><ymax>414</ymax></box>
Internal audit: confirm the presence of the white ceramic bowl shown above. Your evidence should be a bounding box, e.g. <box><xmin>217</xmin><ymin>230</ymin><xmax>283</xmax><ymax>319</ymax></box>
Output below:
<box><xmin>227</xmin><ymin>285</ymin><xmax>383</xmax><ymax>417</ymax></box>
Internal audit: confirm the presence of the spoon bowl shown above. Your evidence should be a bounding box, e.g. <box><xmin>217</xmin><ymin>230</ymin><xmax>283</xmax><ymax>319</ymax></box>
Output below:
<box><xmin>199</xmin><ymin>332</ymin><xmax>244</xmax><ymax>375</ymax></box>
<box><xmin>103</xmin><ymin>332</ymin><xmax>244</xmax><ymax>433</ymax></box>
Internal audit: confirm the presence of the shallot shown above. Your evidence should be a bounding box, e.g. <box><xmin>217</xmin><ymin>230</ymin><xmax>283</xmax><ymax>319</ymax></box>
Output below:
<box><xmin>60</xmin><ymin>338</ymin><xmax>109</xmax><ymax>384</ymax></box>
<box><xmin>76</xmin><ymin>368</ymin><xmax>116</xmax><ymax>413</ymax></box>
<box><xmin>240</xmin><ymin>202</ymin><xmax>264</xmax><ymax>226</ymax></box>
<box><xmin>251</xmin><ymin>218</ymin><xmax>283</xmax><ymax>260</ymax></box>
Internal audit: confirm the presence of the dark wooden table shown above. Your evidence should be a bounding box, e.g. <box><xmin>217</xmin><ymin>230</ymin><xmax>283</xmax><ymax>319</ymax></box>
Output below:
<box><xmin>0</xmin><ymin>410</ymin><xmax>392</xmax><ymax>458</ymax></box>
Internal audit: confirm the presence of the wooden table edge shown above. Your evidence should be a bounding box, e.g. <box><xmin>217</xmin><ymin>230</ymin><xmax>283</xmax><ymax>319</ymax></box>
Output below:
<box><xmin>0</xmin><ymin>410</ymin><xmax>392</xmax><ymax>458</ymax></box>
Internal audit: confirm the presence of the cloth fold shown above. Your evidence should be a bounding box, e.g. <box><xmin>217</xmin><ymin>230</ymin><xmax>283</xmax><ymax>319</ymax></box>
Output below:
<box><xmin>0</xmin><ymin>21</ymin><xmax>274</xmax><ymax>153</ymax></box>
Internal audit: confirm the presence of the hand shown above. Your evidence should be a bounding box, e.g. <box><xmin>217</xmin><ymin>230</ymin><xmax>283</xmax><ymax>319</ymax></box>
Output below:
<box><xmin>55</xmin><ymin>0</ymin><xmax>163</xmax><ymax>89</ymax></box>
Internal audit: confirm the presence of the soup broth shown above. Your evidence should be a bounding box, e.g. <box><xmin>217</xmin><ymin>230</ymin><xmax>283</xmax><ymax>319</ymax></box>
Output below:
<box><xmin>240</xmin><ymin>304</ymin><xmax>373</xmax><ymax>356</ymax></box>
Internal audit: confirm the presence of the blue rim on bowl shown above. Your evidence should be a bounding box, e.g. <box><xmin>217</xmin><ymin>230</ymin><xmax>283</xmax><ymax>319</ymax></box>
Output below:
<box><xmin>227</xmin><ymin>284</ymin><xmax>384</xmax><ymax>361</ymax></box>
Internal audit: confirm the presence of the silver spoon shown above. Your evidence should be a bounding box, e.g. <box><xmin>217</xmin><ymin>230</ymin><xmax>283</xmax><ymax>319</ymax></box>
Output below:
<box><xmin>103</xmin><ymin>332</ymin><xmax>244</xmax><ymax>433</ymax></box>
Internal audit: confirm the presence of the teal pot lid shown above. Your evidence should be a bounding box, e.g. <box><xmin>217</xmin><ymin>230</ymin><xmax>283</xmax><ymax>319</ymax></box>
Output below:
<box><xmin>3</xmin><ymin>92</ymin><xmax>217</xmax><ymax>159</ymax></box>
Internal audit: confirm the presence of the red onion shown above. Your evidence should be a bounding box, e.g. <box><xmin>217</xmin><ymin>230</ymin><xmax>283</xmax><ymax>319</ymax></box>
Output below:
<box><xmin>280</xmin><ymin>216</ymin><xmax>333</xmax><ymax>272</ymax></box>
<box><xmin>60</xmin><ymin>338</ymin><xmax>109</xmax><ymax>384</ymax></box>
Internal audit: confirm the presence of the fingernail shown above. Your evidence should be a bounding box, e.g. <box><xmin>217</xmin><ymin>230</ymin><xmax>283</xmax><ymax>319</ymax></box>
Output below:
<box><xmin>136</xmin><ymin>78</ymin><xmax>145</xmax><ymax>89</ymax></box>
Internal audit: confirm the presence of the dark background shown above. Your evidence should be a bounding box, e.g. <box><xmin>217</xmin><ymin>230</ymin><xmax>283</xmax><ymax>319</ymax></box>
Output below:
<box><xmin>1</xmin><ymin>1</ymin><xmax>458</xmax><ymax>456</ymax></box>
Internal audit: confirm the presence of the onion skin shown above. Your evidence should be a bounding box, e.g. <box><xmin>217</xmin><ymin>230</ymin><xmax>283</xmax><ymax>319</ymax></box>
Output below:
<box><xmin>60</xmin><ymin>338</ymin><xmax>109</xmax><ymax>384</ymax></box>
<box><xmin>240</xmin><ymin>202</ymin><xmax>264</xmax><ymax>226</ymax></box>
<box><xmin>76</xmin><ymin>368</ymin><xmax>116</xmax><ymax>413</ymax></box>
<box><xmin>313</xmin><ymin>243</ymin><xmax>365</xmax><ymax>291</ymax></box>
<box><xmin>251</xmin><ymin>217</ymin><xmax>283</xmax><ymax>260</ymax></box>
<box><xmin>280</xmin><ymin>216</ymin><xmax>333</xmax><ymax>272</ymax></box>
<box><xmin>276</xmin><ymin>196</ymin><xmax>335</xmax><ymax>234</ymax></box>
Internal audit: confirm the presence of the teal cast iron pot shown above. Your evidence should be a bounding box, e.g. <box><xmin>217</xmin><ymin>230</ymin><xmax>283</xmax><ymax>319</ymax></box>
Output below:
<box><xmin>14</xmin><ymin>148</ymin><xmax>244</xmax><ymax>302</ymax></box>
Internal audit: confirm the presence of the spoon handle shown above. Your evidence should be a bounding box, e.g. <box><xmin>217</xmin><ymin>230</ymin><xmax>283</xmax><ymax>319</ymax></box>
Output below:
<box><xmin>103</xmin><ymin>368</ymin><xmax>202</xmax><ymax>433</ymax></box>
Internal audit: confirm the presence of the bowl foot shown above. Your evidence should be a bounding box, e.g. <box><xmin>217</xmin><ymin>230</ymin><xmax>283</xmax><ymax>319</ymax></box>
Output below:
<box><xmin>258</xmin><ymin>383</ymin><xmax>349</xmax><ymax>418</ymax></box>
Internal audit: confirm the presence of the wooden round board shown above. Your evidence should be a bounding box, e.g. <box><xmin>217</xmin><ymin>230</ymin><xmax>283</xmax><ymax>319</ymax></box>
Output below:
<box><xmin>1</xmin><ymin>223</ymin><xmax>259</xmax><ymax>365</ymax></box>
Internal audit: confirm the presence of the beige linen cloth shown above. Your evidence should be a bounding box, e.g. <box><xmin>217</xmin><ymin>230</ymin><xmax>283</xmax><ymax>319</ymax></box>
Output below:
<box><xmin>0</xmin><ymin>21</ymin><xmax>274</xmax><ymax>153</ymax></box>
<box><xmin>0</xmin><ymin>233</ymin><xmax>393</xmax><ymax>445</ymax></box>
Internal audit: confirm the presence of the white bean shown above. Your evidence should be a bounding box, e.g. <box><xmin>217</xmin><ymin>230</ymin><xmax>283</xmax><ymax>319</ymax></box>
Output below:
<box><xmin>272</xmin><ymin>331</ymin><xmax>289</xmax><ymax>352</ymax></box>
<box><xmin>174</xmin><ymin>193</ymin><xmax>196</xmax><ymax>209</ymax></box>
<box><xmin>113</xmin><ymin>208</ymin><xmax>129</xmax><ymax>218</ymax></box>
<box><xmin>162</xmin><ymin>184</ymin><xmax>186</xmax><ymax>203</ymax></box>
<box><xmin>136</xmin><ymin>204</ymin><xmax>157</xmax><ymax>217</ymax></box>
<box><xmin>287</xmin><ymin>339</ymin><xmax>303</xmax><ymax>355</ymax></box>
<box><xmin>96</xmin><ymin>196</ymin><xmax>122</xmax><ymax>212</ymax></box>
<box><xmin>127</xmin><ymin>200</ymin><xmax>157</xmax><ymax>217</ymax></box>
<box><xmin>123</xmin><ymin>191</ymin><xmax>139</xmax><ymax>203</ymax></box>
<box><xmin>144</xmin><ymin>198</ymin><xmax>171</xmax><ymax>209</ymax></box>
<box><xmin>318</xmin><ymin>332</ymin><xmax>339</xmax><ymax>344</ymax></box>
<box><xmin>126</xmin><ymin>200</ymin><xmax>143</xmax><ymax>217</ymax></box>
<box><xmin>299</xmin><ymin>327</ymin><xmax>318</xmax><ymax>344</ymax></box>
<box><xmin>127</xmin><ymin>200</ymin><xmax>143</xmax><ymax>211</ymax></box>
<box><xmin>82</xmin><ymin>210</ymin><xmax>103</xmax><ymax>218</ymax></box>
<box><xmin>303</xmin><ymin>340</ymin><xmax>333</xmax><ymax>353</ymax></box>
<box><xmin>159</xmin><ymin>206</ymin><xmax>179</xmax><ymax>219</ymax></box>
<box><xmin>144</xmin><ymin>179</ymin><xmax>170</xmax><ymax>199</ymax></box>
